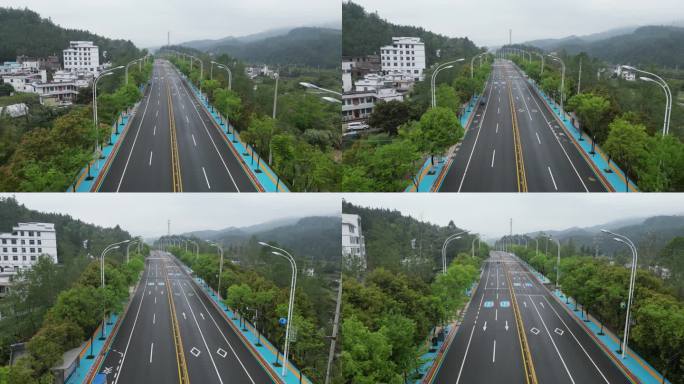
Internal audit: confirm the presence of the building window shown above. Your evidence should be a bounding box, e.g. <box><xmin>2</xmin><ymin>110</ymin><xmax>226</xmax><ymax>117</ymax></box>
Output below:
<box><xmin>37</xmin><ymin>240</ymin><xmax>41</xmax><ymax>245</ymax></box>
<box><xmin>12</xmin><ymin>256</ymin><xmax>17</xmax><ymax>261</ymax></box>
<box><xmin>36</xmin><ymin>232</ymin><xmax>40</xmax><ymax>237</ymax></box>
<box><xmin>28</xmin><ymin>231</ymin><xmax>33</xmax><ymax>237</ymax></box>
<box><xmin>31</xmin><ymin>255</ymin><xmax>36</xmax><ymax>261</ymax></box>
<box><xmin>30</xmin><ymin>248</ymin><xmax>35</xmax><ymax>253</ymax></box>
<box><xmin>21</xmin><ymin>248</ymin><xmax>25</xmax><ymax>253</ymax></box>
<box><xmin>21</xmin><ymin>240</ymin><xmax>25</xmax><ymax>245</ymax></box>
<box><xmin>1</xmin><ymin>239</ymin><xmax>5</xmax><ymax>244</ymax></box>
<box><xmin>29</xmin><ymin>240</ymin><xmax>34</xmax><ymax>245</ymax></box>
<box><xmin>38</xmin><ymin>248</ymin><xmax>42</xmax><ymax>253</ymax></box>
<box><xmin>22</xmin><ymin>256</ymin><xmax>26</xmax><ymax>261</ymax></box>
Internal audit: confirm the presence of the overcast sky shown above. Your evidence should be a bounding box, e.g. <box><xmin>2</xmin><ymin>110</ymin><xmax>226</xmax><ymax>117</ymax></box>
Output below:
<box><xmin>3</xmin><ymin>194</ymin><xmax>340</xmax><ymax>239</ymax></box>
<box><xmin>0</xmin><ymin>0</ymin><xmax>339</xmax><ymax>47</ymax></box>
<box><xmin>343</xmin><ymin>194</ymin><xmax>684</xmax><ymax>240</ymax></box>
<box><xmin>351</xmin><ymin>0</ymin><xmax>684</xmax><ymax>46</ymax></box>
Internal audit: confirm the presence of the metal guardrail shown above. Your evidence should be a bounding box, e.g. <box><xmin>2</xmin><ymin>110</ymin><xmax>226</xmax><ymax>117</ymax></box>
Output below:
<box><xmin>164</xmin><ymin>259</ymin><xmax>190</xmax><ymax>384</ymax></box>
<box><xmin>508</xmin><ymin>80</ymin><xmax>528</xmax><ymax>192</ymax></box>
<box><xmin>167</xmin><ymin>83</ymin><xmax>183</xmax><ymax>192</ymax></box>
<box><xmin>505</xmin><ymin>262</ymin><xmax>538</xmax><ymax>384</ymax></box>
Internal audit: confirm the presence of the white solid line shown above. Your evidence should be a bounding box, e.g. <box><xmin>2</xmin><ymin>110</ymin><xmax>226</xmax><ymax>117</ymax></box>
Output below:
<box><xmin>202</xmin><ymin>167</ymin><xmax>211</xmax><ymax>189</ymax></box>
<box><xmin>530</xmin><ymin>300</ymin><xmax>576</xmax><ymax>383</ymax></box>
<box><xmin>491</xmin><ymin>150</ymin><xmax>496</xmax><ymax>168</ymax></box>
<box><xmin>548</xmin><ymin>166</ymin><xmax>558</xmax><ymax>191</ymax></box>
<box><xmin>455</xmin><ymin>293</ymin><xmax>486</xmax><ymax>384</ymax></box>
<box><xmin>457</xmin><ymin>77</ymin><xmax>494</xmax><ymax>192</ymax></box>
<box><xmin>192</xmin><ymin>134</ymin><xmax>197</xmax><ymax>147</ymax></box>
<box><xmin>536</xmin><ymin>132</ymin><xmax>541</xmax><ymax>144</ymax></box>
<box><xmin>542</xmin><ymin>296</ymin><xmax>610</xmax><ymax>383</ymax></box>
<box><xmin>148</xmin><ymin>151</ymin><xmax>153</xmax><ymax>166</ymax></box>
<box><xmin>492</xmin><ymin>340</ymin><xmax>496</xmax><ymax>363</ymax></box>
<box><xmin>149</xmin><ymin>342</ymin><xmax>154</xmax><ymax>363</ymax></box>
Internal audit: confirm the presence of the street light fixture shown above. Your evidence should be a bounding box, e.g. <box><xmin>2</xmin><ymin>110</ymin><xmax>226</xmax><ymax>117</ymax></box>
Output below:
<box><xmin>99</xmin><ymin>240</ymin><xmax>129</xmax><ymax>340</ymax></box>
<box><xmin>431</xmin><ymin>58</ymin><xmax>464</xmax><ymax>108</ymax></box>
<box><xmin>125</xmin><ymin>57</ymin><xmax>143</xmax><ymax>85</ymax></box>
<box><xmin>126</xmin><ymin>239</ymin><xmax>139</xmax><ymax>264</ymax></box>
<box><xmin>624</xmin><ymin>67</ymin><xmax>673</xmax><ymax>136</ymax></box>
<box><xmin>208</xmin><ymin>242</ymin><xmax>224</xmax><ymax>299</ymax></box>
<box><xmin>601</xmin><ymin>229</ymin><xmax>638</xmax><ymax>360</ymax></box>
<box><xmin>299</xmin><ymin>82</ymin><xmax>343</xmax><ymax>96</ymax></box>
<box><xmin>547</xmin><ymin>54</ymin><xmax>566</xmax><ymax>121</ymax></box>
<box><xmin>91</xmin><ymin>66</ymin><xmax>124</xmax><ymax>176</ymax></box>
<box><xmin>211</xmin><ymin>61</ymin><xmax>233</xmax><ymax>90</ymax></box>
<box><xmin>258</xmin><ymin>242</ymin><xmax>297</xmax><ymax>378</ymax></box>
<box><xmin>442</xmin><ymin>231</ymin><xmax>468</xmax><ymax>274</ymax></box>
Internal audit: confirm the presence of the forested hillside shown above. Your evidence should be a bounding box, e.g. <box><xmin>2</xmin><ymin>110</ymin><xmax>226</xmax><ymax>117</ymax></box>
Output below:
<box><xmin>201</xmin><ymin>27</ymin><xmax>341</xmax><ymax>68</ymax></box>
<box><xmin>0</xmin><ymin>7</ymin><xmax>143</xmax><ymax>62</ymax></box>
<box><xmin>342</xmin><ymin>1</ymin><xmax>481</xmax><ymax>65</ymax></box>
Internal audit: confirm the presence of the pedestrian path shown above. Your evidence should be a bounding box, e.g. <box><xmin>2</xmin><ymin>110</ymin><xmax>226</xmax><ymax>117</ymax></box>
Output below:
<box><xmin>193</xmin><ymin>276</ymin><xmax>311</xmax><ymax>384</ymax></box>
<box><xmin>64</xmin><ymin>314</ymin><xmax>120</xmax><ymax>384</ymax></box>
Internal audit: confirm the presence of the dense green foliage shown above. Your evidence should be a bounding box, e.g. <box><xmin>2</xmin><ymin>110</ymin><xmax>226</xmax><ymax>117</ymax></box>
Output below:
<box><xmin>342</xmin><ymin>1</ymin><xmax>480</xmax><ymax>66</ymax></box>
<box><xmin>170</xmin><ymin>239</ymin><xmax>339</xmax><ymax>383</ymax></box>
<box><xmin>204</xmin><ymin>28</ymin><xmax>341</xmax><ymax>69</ymax></box>
<box><xmin>166</xmin><ymin>49</ymin><xmax>341</xmax><ymax>191</ymax></box>
<box><xmin>0</xmin><ymin>8</ymin><xmax>141</xmax><ymax>62</ymax></box>
<box><xmin>0</xmin><ymin>197</ymin><xmax>136</xmax><ymax>365</ymax></box>
<box><xmin>341</xmin><ymin>203</ymin><xmax>486</xmax><ymax>382</ymax></box>
<box><xmin>510</xmin><ymin>52</ymin><xmax>684</xmax><ymax>191</ymax></box>
<box><xmin>511</xmin><ymin>244</ymin><xmax>684</xmax><ymax>383</ymax></box>
<box><xmin>656</xmin><ymin>237</ymin><xmax>684</xmax><ymax>299</ymax></box>
<box><xmin>342</xmin><ymin>62</ymin><xmax>491</xmax><ymax>191</ymax></box>
<box><xmin>5</xmin><ymin>255</ymin><xmax>145</xmax><ymax>383</ymax></box>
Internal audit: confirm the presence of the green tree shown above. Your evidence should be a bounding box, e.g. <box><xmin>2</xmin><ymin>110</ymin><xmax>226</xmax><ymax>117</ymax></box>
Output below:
<box><xmin>417</xmin><ymin>107</ymin><xmax>462</xmax><ymax>164</ymax></box>
<box><xmin>567</xmin><ymin>93</ymin><xmax>611</xmax><ymax>152</ymax></box>
<box><xmin>604</xmin><ymin>117</ymin><xmax>649</xmax><ymax>191</ymax></box>
<box><xmin>368</xmin><ymin>100</ymin><xmax>416</xmax><ymax>136</ymax></box>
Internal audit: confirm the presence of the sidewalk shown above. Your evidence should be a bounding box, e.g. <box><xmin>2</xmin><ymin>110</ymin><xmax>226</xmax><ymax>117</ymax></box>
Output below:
<box><xmin>406</xmin><ymin>96</ymin><xmax>480</xmax><ymax>192</ymax></box>
<box><xmin>64</xmin><ymin>314</ymin><xmax>120</xmax><ymax>384</ymax></box>
<box><xmin>525</xmin><ymin>78</ymin><xmax>639</xmax><ymax>192</ymax></box>
<box><xmin>519</xmin><ymin>258</ymin><xmax>668</xmax><ymax>384</ymax></box>
<box><xmin>193</xmin><ymin>276</ymin><xmax>312</xmax><ymax>384</ymax></box>
<box><xmin>179</xmin><ymin>72</ymin><xmax>289</xmax><ymax>192</ymax></box>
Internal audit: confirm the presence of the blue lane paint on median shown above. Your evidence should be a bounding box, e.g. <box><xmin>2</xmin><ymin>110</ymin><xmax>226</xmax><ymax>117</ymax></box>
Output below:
<box><xmin>193</xmin><ymin>276</ymin><xmax>311</xmax><ymax>384</ymax></box>
<box><xmin>407</xmin><ymin>96</ymin><xmax>479</xmax><ymax>192</ymax></box>
<box><xmin>526</xmin><ymin>80</ymin><xmax>638</xmax><ymax>192</ymax></box>
<box><xmin>180</xmin><ymin>75</ymin><xmax>289</xmax><ymax>192</ymax></box>
<box><xmin>65</xmin><ymin>314</ymin><xmax>120</xmax><ymax>384</ymax></box>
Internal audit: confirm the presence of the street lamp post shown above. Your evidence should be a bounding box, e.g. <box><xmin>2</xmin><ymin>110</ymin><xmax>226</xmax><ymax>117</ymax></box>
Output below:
<box><xmin>125</xmin><ymin>58</ymin><xmax>142</xmax><ymax>85</ymax></box>
<box><xmin>602</xmin><ymin>229</ymin><xmax>638</xmax><ymax>359</ymax></box>
<box><xmin>126</xmin><ymin>240</ymin><xmax>139</xmax><ymax>264</ymax></box>
<box><xmin>471</xmin><ymin>237</ymin><xmax>479</xmax><ymax>258</ymax></box>
<box><xmin>190</xmin><ymin>240</ymin><xmax>199</xmax><ymax>260</ymax></box>
<box><xmin>212</xmin><ymin>62</ymin><xmax>233</xmax><ymax>90</ymax></box>
<box><xmin>547</xmin><ymin>55</ymin><xmax>566</xmax><ymax>121</ymax></box>
<box><xmin>187</xmin><ymin>54</ymin><xmax>204</xmax><ymax>93</ymax></box>
<box><xmin>431</xmin><ymin>58</ymin><xmax>464</xmax><ymax>108</ymax></box>
<box><xmin>259</xmin><ymin>242</ymin><xmax>297</xmax><ymax>377</ymax></box>
<box><xmin>620</xmin><ymin>65</ymin><xmax>672</xmax><ymax>136</ymax></box>
<box><xmin>471</xmin><ymin>53</ymin><xmax>486</xmax><ymax>78</ymax></box>
<box><xmin>99</xmin><ymin>240</ymin><xmax>129</xmax><ymax>340</ymax></box>
<box><xmin>442</xmin><ymin>231</ymin><xmax>467</xmax><ymax>274</ymax></box>
<box><xmin>91</xmin><ymin>66</ymin><xmax>124</xmax><ymax>174</ymax></box>
<box><xmin>209</xmin><ymin>242</ymin><xmax>224</xmax><ymax>298</ymax></box>
<box><xmin>552</xmin><ymin>238</ymin><xmax>561</xmax><ymax>291</ymax></box>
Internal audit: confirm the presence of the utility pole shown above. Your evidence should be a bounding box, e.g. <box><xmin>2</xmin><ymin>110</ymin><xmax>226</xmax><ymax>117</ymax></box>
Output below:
<box><xmin>167</xmin><ymin>220</ymin><xmax>170</xmax><ymax>236</ymax></box>
<box><xmin>167</xmin><ymin>31</ymin><xmax>170</xmax><ymax>47</ymax></box>
<box><xmin>577</xmin><ymin>57</ymin><xmax>582</xmax><ymax>95</ymax></box>
<box><xmin>509</xmin><ymin>29</ymin><xmax>512</xmax><ymax>45</ymax></box>
<box><xmin>325</xmin><ymin>273</ymin><xmax>343</xmax><ymax>384</ymax></box>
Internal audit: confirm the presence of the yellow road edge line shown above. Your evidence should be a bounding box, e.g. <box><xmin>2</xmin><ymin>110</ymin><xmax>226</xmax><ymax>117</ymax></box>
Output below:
<box><xmin>505</xmin><ymin>262</ymin><xmax>538</xmax><ymax>384</ymax></box>
<box><xmin>164</xmin><ymin>259</ymin><xmax>190</xmax><ymax>384</ymax></box>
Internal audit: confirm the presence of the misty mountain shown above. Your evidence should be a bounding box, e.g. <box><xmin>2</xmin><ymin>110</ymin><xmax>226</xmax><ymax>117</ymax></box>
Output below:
<box><xmin>181</xmin><ymin>27</ymin><xmax>295</xmax><ymax>51</ymax></box>
<box><xmin>525</xmin><ymin>25</ymin><xmax>639</xmax><ymax>50</ymax></box>
<box><xmin>527</xmin><ymin>215</ymin><xmax>684</xmax><ymax>263</ymax></box>
<box><xmin>184</xmin><ymin>216</ymin><xmax>341</xmax><ymax>263</ymax></box>
<box><xmin>526</xmin><ymin>25</ymin><xmax>684</xmax><ymax>67</ymax></box>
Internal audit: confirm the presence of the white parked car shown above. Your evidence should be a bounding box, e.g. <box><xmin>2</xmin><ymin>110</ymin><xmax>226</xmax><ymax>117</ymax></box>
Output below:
<box><xmin>346</xmin><ymin>121</ymin><xmax>370</xmax><ymax>131</ymax></box>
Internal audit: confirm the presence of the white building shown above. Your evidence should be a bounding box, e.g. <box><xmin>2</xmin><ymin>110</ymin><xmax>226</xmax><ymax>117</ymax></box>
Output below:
<box><xmin>63</xmin><ymin>41</ymin><xmax>99</xmax><ymax>73</ymax></box>
<box><xmin>0</xmin><ymin>61</ymin><xmax>23</xmax><ymax>76</ymax></box>
<box><xmin>615</xmin><ymin>66</ymin><xmax>636</xmax><ymax>81</ymax></box>
<box><xmin>380</xmin><ymin>37</ymin><xmax>426</xmax><ymax>81</ymax></box>
<box><xmin>342</xmin><ymin>214</ymin><xmax>366</xmax><ymax>271</ymax></box>
<box><xmin>0</xmin><ymin>222</ymin><xmax>58</xmax><ymax>273</ymax></box>
<box><xmin>53</xmin><ymin>70</ymin><xmax>93</xmax><ymax>88</ymax></box>
<box><xmin>342</xmin><ymin>90</ymin><xmax>376</xmax><ymax>122</ymax></box>
<box><xmin>32</xmin><ymin>82</ymin><xmax>80</xmax><ymax>106</ymax></box>
<box><xmin>2</xmin><ymin>72</ymin><xmax>46</xmax><ymax>93</ymax></box>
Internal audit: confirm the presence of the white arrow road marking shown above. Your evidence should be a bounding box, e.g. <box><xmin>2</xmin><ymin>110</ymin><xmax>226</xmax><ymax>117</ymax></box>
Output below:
<box><xmin>483</xmin><ymin>321</ymin><xmax>487</xmax><ymax>331</ymax></box>
<box><xmin>539</xmin><ymin>301</ymin><xmax>545</xmax><ymax>309</ymax></box>
<box><xmin>182</xmin><ymin>312</ymin><xmax>187</xmax><ymax>320</ymax></box>
<box><xmin>505</xmin><ymin>321</ymin><xmax>509</xmax><ymax>331</ymax></box>
<box><xmin>523</xmin><ymin>301</ymin><xmax>527</xmax><ymax>308</ymax></box>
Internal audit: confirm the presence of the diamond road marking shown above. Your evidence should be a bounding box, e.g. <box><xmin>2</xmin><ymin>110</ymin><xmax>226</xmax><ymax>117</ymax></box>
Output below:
<box><xmin>216</xmin><ymin>348</ymin><xmax>227</xmax><ymax>358</ymax></box>
<box><xmin>530</xmin><ymin>327</ymin><xmax>540</xmax><ymax>335</ymax></box>
<box><xmin>190</xmin><ymin>347</ymin><xmax>201</xmax><ymax>357</ymax></box>
<box><xmin>554</xmin><ymin>328</ymin><xmax>565</xmax><ymax>336</ymax></box>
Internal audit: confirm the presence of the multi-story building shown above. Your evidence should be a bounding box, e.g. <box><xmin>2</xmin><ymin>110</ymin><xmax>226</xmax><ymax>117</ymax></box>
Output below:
<box><xmin>63</xmin><ymin>41</ymin><xmax>99</xmax><ymax>73</ymax></box>
<box><xmin>32</xmin><ymin>82</ymin><xmax>80</xmax><ymax>106</ymax></box>
<box><xmin>380</xmin><ymin>37</ymin><xmax>426</xmax><ymax>81</ymax></box>
<box><xmin>2</xmin><ymin>72</ymin><xmax>46</xmax><ymax>93</ymax></box>
<box><xmin>342</xmin><ymin>214</ymin><xmax>366</xmax><ymax>271</ymax></box>
<box><xmin>0</xmin><ymin>61</ymin><xmax>25</xmax><ymax>76</ymax></box>
<box><xmin>0</xmin><ymin>222</ymin><xmax>58</xmax><ymax>273</ymax></box>
<box><xmin>342</xmin><ymin>90</ymin><xmax>376</xmax><ymax>122</ymax></box>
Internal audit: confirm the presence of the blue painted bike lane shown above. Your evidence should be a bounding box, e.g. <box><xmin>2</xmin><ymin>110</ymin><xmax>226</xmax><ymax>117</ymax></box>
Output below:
<box><xmin>64</xmin><ymin>314</ymin><xmax>120</xmax><ymax>384</ymax></box>
<box><xmin>406</xmin><ymin>96</ymin><xmax>480</xmax><ymax>192</ymax></box>
<box><xmin>517</xmin><ymin>257</ymin><xmax>668</xmax><ymax>384</ymax></box>
<box><xmin>179</xmin><ymin>73</ymin><xmax>289</xmax><ymax>192</ymax></box>
<box><xmin>193</xmin><ymin>276</ymin><xmax>312</xmax><ymax>384</ymax></box>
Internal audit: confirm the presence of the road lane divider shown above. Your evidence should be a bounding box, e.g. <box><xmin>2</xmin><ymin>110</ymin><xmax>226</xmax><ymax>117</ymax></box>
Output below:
<box><xmin>505</xmin><ymin>262</ymin><xmax>538</xmax><ymax>384</ymax></box>
<box><xmin>167</xmin><ymin>83</ymin><xmax>183</xmax><ymax>192</ymax></box>
<box><xmin>164</xmin><ymin>259</ymin><xmax>190</xmax><ymax>384</ymax></box>
<box><xmin>508</xmin><ymin>80</ymin><xmax>528</xmax><ymax>192</ymax></box>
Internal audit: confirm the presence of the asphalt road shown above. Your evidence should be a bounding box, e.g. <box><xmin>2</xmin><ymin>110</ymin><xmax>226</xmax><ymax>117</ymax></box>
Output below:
<box><xmin>433</xmin><ymin>252</ymin><xmax>526</xmax><ymax>383</ymax></box>
<box><xmin>98</xmin><ymin>251</ymin><xmax>275</xmax><ymax>383</ymax></box>
<box><xmin>434</xmin><ymin>251</ymin><xmax>631</xmax><ymax>383</ymax></box>
<box><xmin>439</xmin><ymin>59</ymin><xmax>607</xmax><ymax>192</ymax></box>
<box><xmin>98</xmin><ymin>60</ymin><xmax>257</xmax><ymax>192</ymax></box>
